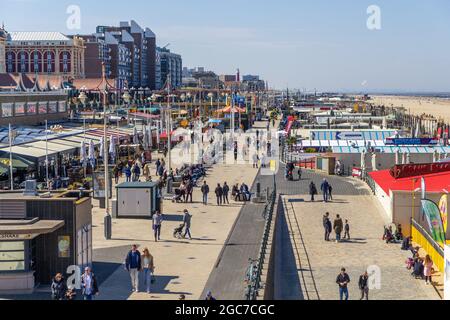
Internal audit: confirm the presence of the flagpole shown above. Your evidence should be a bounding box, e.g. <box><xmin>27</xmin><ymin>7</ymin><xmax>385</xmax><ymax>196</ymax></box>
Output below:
<box><xmin>45</xmin><ymin>120</ymin><xmax>49</xmax><ymax>188</ymax></box>
<box><xmin>9</xmin><ymin>124</ymin><xmax>13</xmax><ymax>190</ymax></box>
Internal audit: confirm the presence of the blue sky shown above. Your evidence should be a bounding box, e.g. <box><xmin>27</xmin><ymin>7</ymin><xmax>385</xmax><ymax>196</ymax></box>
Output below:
<box><xmin>3</xmin><ymin>0</ymin><xmax>450</xmax><ymax>92</ymax></box>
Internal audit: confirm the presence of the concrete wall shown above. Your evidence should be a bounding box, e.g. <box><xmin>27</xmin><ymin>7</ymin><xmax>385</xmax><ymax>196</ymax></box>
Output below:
<box><xmin>0</xmin><ymin>272</ymin><xmax>34</xmax><ymax>295</ymax></box>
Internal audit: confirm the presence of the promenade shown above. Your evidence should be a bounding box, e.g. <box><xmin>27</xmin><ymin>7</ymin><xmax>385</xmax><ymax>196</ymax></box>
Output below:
<box><xmin>275</xmin><ymin>170</ymin><xmax>440</xmax><ymax>300</ymax></box>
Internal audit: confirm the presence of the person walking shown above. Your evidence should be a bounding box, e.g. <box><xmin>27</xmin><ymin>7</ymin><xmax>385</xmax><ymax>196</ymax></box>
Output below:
<box><xmin>80</xmin><ymin>267</ymin><xmax>99</xmax><ymax>300</ymax></box>
<box><xmin>309</xmin><ymin>182</ymin><xmax>317</xmax><ymax>202</ymax></box>
<box><xmin>124</xmin><ymin>164</ymin><xmax>132</xmax><ymax>182</ymax></box>
<box><xmin>142</xmin><ymin>248</ymin><xmax>155</xmax><ymax>294</ymax></box>
<box><xmin>320</xmin><ymin>179</ymin><xmax>330</xmax><ymax>202</ymax></box>
<box><xmin>143</xmin><ymin>162</ymin><xmax>152</xmax><ymax>182</ymax></box>
<box><xmin>344</xmin><ymin>220</ymin><xmax>351</xmax><ymax>240</ymax></box>
<box><xmin>186</xmin><ymin>181</ymin><xmax>193</xmax><ymax>203</ymax></box>
<box><xmin>358</xmin><ymin>271</ymin><xmax>369</xmax><ymax>300</ymax></box>
<box><xmin>51</xmin><ymin>273</ymin><xmax>67</xmax><ymax>300</ymax></box>
<box><xmin>113</xmin><ymin>165</ymin><xmax>120</xmax><ymax>184</ymax></box>
<box><xmin>423</xmin><ymin>255</ymin><xmax>434</xmax><ymax>285</ymax></box>
<box><xmin>155</xmin><ymin>159</ymin><xmax>161</xmax><ymax>176</ymax></box>
<box><xmin>336</xmin><ymin>268</ymin><xmax>351</xmax><ymax>301</ymax></box>
<box><xmin>125</xmin><ymin>245</ymin><xmax>142</xmax><ymax>293</ymax></box>
<box><xmin>333</xmin><ymin>214</ymin><xmax>344</xmax><ymax>243</ymax></box>
<box><xmin>222</xmin><ymin>182</ymin><xmax>230</xmax><ymax>204</ymax></box>
<box><xmin>133</xmin><ymin>162</ymin><xmax>141</xmax><ymax>182</ymax></box>
<box><xmin>153</xmin><ymin>211</ymin><xmax>163</xmax><ymax>242</ymax></box>
<box><xmin>215</xmin><ymin>184</ymin><xmax>224</xmax><ymax>206</ymax></box>
<box><xmin>201</xmin><ymin>181</ymin><xmax>210</xmax><ymax>205</ymax></box>
<box><xmin>298</xmin><ymin>167</ymin><xmax>302</xmax><ymax>181</ymax></box>
<box><xmin>323</xmin><ymin>212</ymin><xmax>332</xmax><ymax>241</ymax></box>
<box><xmin>183</xmin><ymin>209</ymin><xmax>192</xmax><ymax>240</ymax></box>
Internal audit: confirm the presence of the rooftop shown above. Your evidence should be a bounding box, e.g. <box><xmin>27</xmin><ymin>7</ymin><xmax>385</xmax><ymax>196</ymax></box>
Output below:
<box><xmin>8</xmin><ymin>31</ymin><xmax>71</xmax><ymax>42</ymax></box>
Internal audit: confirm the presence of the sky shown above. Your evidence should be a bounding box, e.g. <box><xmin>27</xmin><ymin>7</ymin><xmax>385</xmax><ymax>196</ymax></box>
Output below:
<box><xmin>2</xmin><ymin>0</ymin><xmax>450</xmax><ymax>92</ymax></box>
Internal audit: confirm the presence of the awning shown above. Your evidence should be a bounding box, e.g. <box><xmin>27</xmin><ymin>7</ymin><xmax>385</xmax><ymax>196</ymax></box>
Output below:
<box><xmin>0</xmin><ymin>219</ymin><xmax>65</xmax><ymax>236</ymax></box>
<box><xmin>0</xmin><ymin>156</ymin><xmax>34</xmax><ymax>169</ymax></box>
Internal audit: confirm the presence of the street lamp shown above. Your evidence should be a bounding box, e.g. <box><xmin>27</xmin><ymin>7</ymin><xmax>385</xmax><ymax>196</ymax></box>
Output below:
<box><xmin>208</xmin><ymin>92</ymin><xmax>214</xmax><ymax>117</ymax></box>
<box><xmin>122</xmin><ymin>89</ymin><xmax>131</xmax><ymax>125</ymax></box>
<box><xmin>186</xmin><ymin>92</ymin><xmax>192</xmax><ymax>118</ymax></box>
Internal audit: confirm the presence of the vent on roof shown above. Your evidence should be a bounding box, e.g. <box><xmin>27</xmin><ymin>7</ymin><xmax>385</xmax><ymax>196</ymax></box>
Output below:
<box><xmin>0</xmin><ymin>200</ymin><xmax>26</xmax><ymax>219</ymax></box>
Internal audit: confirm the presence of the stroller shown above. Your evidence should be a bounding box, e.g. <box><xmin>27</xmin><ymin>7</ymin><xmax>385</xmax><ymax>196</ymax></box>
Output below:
<box><xmin>173</xmin><ymin>224</ymin><xmax>185</xmax><ymax>239</ymax></box>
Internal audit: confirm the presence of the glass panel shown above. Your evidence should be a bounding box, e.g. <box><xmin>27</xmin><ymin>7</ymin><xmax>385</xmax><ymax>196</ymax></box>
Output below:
<box><xmin>0</xmin><ymin>261</ymin><xmax>25</xmax><ymax>271</ymax></box>
<box><xmin>0</xmin><ymin>251</ymin><xmax>25</xmax><ymax>261</ymax></box>
<box><xmin>58</xmin><ymin>101</ymin><xmax>67</xmax><ymax>113</ymax></box>
<box><xmin>15</xmin><ymin>103</ymin><xmax>26</xmax><ymax>116</ymax></box>
<box><xmin>2</xmin><ymin>103</ymin><xmax>13</xmax><ymax>117</ymax></box>
<box><xmin>0</xmin><ymin>242</ymin><xmax>24</xmax><ymax>251</ymax></box>
<box><xmin>39</xmin><ymin>103</ymin><xmax>48</xmax><ymax>114</ymax></box>
<box><xmin>26</xmin><ymin>103</ymin><xmax>37</xmax><ymax>115</ymax></box>
<box><xmin>48</xmin><ymin>102</ymin><xmax>58</xmax><ymax>114</ymax></box>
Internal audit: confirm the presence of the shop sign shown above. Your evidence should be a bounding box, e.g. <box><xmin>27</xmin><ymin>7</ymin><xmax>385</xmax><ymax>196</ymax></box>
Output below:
<box><xmin>390</xmin><ymin>162</ymin><xmax>450</xmax><ymax>179</ymax></box>
<box><xmin>0</xmin><ymin>233</ymin><xmax>37</xmax><ymax>240</ymax></box>
<box><xmin>385</xmin><ymin>138</ymin><xmax>438</xmax><ymax>145</ymax></box>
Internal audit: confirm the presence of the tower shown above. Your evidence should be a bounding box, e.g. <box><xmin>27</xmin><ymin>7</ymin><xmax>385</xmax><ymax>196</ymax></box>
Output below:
<box><xmin>0</xmin><ymin>24</ymin><xmax>7</xmax><ymax>74</ymax></box>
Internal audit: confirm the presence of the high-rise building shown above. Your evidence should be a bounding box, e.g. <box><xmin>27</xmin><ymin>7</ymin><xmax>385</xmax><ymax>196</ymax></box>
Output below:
<box><xmin>157</xmin><ymin>47</ymin><xmax>182</xmax><ymax>89</ymax></box>
<box><xmin>4</xmin><ymin>31</ymin><xmax>85</xmax><ymax>80</ymax></box>
<box><xmin>96</xmin><ymin>20</ymin><xmax>156</xmax><ymax>90</ymax></box>
<box><xmin>77</xmin><ymin>35</ymin><xmax>111</xmax><ymax>79</ymax></box>
<box><xmin>0</xmin><ymin>26</ymin><xmax>6</xmax><ymax>74</ymax></box>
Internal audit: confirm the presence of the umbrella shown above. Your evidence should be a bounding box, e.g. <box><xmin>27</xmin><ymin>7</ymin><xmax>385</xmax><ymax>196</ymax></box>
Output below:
<box><xmin>143</xmin><ymin>126</ymin><xmax>149</xmax><ymax>149</ymax></box>
<box><xmin>156</xmin><ymin>122</ymin><xmax>160</xmax><ymax>145</ymax></box>
<box><xmin>109</xmin><ymin>136</ymin><xmax>116</xmax><ymax>158</ymax></box>
<box><xmin>80</xmin><ymin>140</ymin><xmax>86</xmax><ymax>164</ymax></box>
<box><xmin>88</xmin><ymin>140</ymin><xmax>95</xmax><ymax>167</ymax></box>
<box><xmin>148</xmin><ymin>126</ymin><xmax>153</xmax><ymax>148</ymax></box>
<box><xmin>99</xmin><ymin>136</ymin><xmax>104</xmax><ymax>159</ymax></box>
<box><xmin>414</xmin><ymin>121</ymin><xmax>421</xmax><ymax>138</ymax></box>
<box><xmin>371</xmin><ymin>152</ymin><xmax>378</xmax><ymax>171</ymax></box>
<box><xmin>395</xmin><ymin>149</ymin><xmax>401</xmax><ymax>165</ymax></box>
<box><xmin>406</xmin><ymin>152</ymin><xmax>411</xmax><ymax>164</ymax></box>
<box><xmin>402</xmin><ymin>151</ymin><xmax>407</xmax><ymax>165</ymax></box>
<box><xmin>360</xmin><ymin>150</ymin><xmax>366</xmax><ymax>175</ymax></box>
<box><xmin>133</xmin><ymin>127</ymin><xmax>139</xmax><ymax>145</ymax></box>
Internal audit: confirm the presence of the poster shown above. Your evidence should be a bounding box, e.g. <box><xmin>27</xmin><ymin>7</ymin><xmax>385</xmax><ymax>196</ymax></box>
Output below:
<box><xmin>93</xmin><ymin>171</ymin><xmax>112</xmax><ymax>199</ymax></box>
<box><xmin>439</xmin><ymin>195</ymin><xmax>448</xmax><ymax>234</ymax></box>
<box><xmin>421</xmin><ymin>199</ymin><xmax>446</xmax><ymax>245</ymax></box>
<box><xmin>58</xmin><ymin>236</ymin><xmax>71</xmax><ymax>258</ymax></box>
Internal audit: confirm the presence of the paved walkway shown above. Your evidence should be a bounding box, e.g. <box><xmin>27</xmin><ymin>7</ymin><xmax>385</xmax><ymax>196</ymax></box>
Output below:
<box><xmin>92</xmin><ymin>151</ymin><xmax>260</xmax><ymax>300</ymax></box>
<box><xmin>276</xmin><ymin>176</ymin><xmax>440</xmax><ymax>300</ymax></box>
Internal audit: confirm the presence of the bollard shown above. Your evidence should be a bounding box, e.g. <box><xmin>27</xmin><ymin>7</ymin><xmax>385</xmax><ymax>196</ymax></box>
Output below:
<box><xmin>256</xmin><ymin>182</ymin><xmax>261</xmax><ymax>198</ymax></box>
<box><xmin>104</xmin><ymin>214</ymin><xmax>112</xmax><ymax>240</ymax></box>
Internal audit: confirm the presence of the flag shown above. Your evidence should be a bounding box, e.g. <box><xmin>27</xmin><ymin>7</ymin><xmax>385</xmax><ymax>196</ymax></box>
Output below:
<box><xmin>439</xmin><ymin>194</ymin><xmax>448</xmax><ymax>235</ymax></box>
<box><xmin>421</xmin><ymin>199</ymin><xmax>446</xmax><ymax>245</ymax></box>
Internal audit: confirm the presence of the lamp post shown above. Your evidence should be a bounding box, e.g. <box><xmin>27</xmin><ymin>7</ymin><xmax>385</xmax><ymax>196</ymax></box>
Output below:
<box><xmin>122</xmin><ymin>89</ymin><xmax>131</xmax><ymax>126</ymax></box>
<box><xmin>208</xmin><ymin>92</ymin><xmax>214</xmax><ymax>118</ymax></box>
<box><xmin>186</xmin><ymin>92</ymin><xmax>192</xmax><ymax>119</ymax></box>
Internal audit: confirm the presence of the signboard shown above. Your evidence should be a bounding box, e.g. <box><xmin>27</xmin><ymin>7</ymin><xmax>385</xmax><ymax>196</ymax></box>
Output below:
<box><xmin>336</xmin><ymin>131</ymin><xmax>364</xmax><ymax>141</ymax></box>
<box><xmin>421</xmin><ymin>199</ymin><xmax>446</xmax><ymax>245</ymax></box>
<box><xmin>58</xmin><ymin>236</ymin><xmax>71</xmax><ymax>258</ymax></box>
<box><xmin>93</xmin><ymin>171</ymin><xmax>112</xmax><ymax>199</ymax></box>
<box><xmin>390</xmin><ymin>162</ymin><xmax>450</xmax><ymax>179</ymax></box>
<box><xmin>385</xmin><ymin>138</ymin><xmax>438</xmax><ymax>146</ymax></box>
<box><xmin>0</xmin><ymin>233</ymin><xmax>38</xmax><ymax>240</ymax></box>
<box><xmin>440</xmin><ymin>195</ymin><xmax>448</xmax><ymax>234</ymax></box>
<box><xmin>352</xmin><ymin>167</ymin><xmax>362</xmax><ymax>177</ymax></box>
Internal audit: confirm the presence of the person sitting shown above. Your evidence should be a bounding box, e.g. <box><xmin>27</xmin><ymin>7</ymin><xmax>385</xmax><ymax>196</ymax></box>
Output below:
<box><xmin>232</xmin><ymin>184</ymin><xmax>240</xmax><ymax>201</ymax></box>
<box><xmin>395</xmin><ymin>224</ymin><xmax>404</xmax><ymax>241</ymax></box>
<box><xmin>383</xmin><ymin>226</ymin><xmax>395</xmax><ymax>243</ymax></box>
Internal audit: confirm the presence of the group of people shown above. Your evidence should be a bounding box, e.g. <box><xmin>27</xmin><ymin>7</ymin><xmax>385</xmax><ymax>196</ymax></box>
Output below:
<box><xmin>336</xmin><ymin>268</ymin><xmax>372</xmax><ymax>301</ymax></box>
<box><xmin>308</xmin><ymin>179</ymin><xmax>333</xmax><ymax>202</ymax></box>
<box><xmin>323</xmin><ymin>212</ymin><xmax>350</xmax><ymax>242</ymax></box>
<box><xmin>51</xmin><ymin>267</ymin><xmax>99</xmax><ymax>301</ymax></box>
<box><xmin>403</xmin><ymin>236</ymin><xmax>435</xmax><ymax>285</ymax></box>
<box><xmin>124</xmin><ymin>245</ymin><xmax>156</xmax><ymax>294</ymax></box>
<box><xmin>113</xmin><ymin>159</ymin><xmax>153</xmax><ymax>184</ymax></box>
<box><xmin>200</xmin><ymin>181</ymin><xmax>251</xmax><ymax>205</ymax></box>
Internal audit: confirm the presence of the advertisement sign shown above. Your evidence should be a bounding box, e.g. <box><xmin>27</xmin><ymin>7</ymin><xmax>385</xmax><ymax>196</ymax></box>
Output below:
<box><xmin>440</xmin><ymin>195</ymin><xmax>448</xmax><ymax>234</ymax></box>
<box><xmin>421</xmin><ymin>199</ymin><xmax>446</xmax><ymax>245</ymax></box>
<box><xmin>390</xmin><ymin>162</ymin><xmax>450</xmax><ymax>179</ymax></box>
<box><xmin>352</xmin><ymin>167</ymin><xmax>362</xmax><ymax>177</ymax></box>
<box><xmin>93</xmin><ymin>171</ymin><xmax>112</xmax><ymax>199</ymax></box>
<box><xmin>385</xmin><ymin>138</ymin><xmax>438</xmax><ymax>146</ymax></box>
<box><xmin>58</xmin><ymin>236</ymin><xmax>71</xmax><ymax>258</ymax></box>
<box><xmin>336</xmin><ymin>131</ymin><xmax>364</xmax><ymax>141</ymax></box>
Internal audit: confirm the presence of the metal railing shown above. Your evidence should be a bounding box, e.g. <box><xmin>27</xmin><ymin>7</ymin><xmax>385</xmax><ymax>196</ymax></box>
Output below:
<box><xmin>245</xmin><ymin>184</ymin><xmax>277</xmax><ymax>300</ymax></box>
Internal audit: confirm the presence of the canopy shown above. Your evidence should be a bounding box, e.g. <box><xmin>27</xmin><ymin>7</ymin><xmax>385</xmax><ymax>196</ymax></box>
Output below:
<box><xmin>208</xmin><ymin>119</ymin><xmax>222</xmax><ymax>124</ymax></box>
<box><xmin>217</xmin><ymin>106</ymin><xmax>246</xmax><ymax>114</ymax></box>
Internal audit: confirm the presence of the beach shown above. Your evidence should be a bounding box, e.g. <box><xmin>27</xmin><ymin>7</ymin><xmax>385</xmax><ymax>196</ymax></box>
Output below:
<box><xmin>370</xmin><ymin>95</ymin><xmax>450</xmax><ymax>123</ymax></box>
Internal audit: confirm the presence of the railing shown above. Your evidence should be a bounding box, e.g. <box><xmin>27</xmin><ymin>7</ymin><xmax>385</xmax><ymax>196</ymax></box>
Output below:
<box><xmin>411</xmin><ymin>219</ymin><xmax>444</xmax><ymax>273</ymax></box>
<box><xmin>245</xmin><ymin>183</ymin><xmax>277</xmax><ymax>300</ymax></box>
<box><xmin>362</xmin><ymin>170</ymin><xmax>376</xmax><ymax>195</ymax></box>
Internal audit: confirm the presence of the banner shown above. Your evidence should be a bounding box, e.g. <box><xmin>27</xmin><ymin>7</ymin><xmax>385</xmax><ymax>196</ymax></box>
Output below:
<box><xmin>440</xmin><ymin>195</ymin><xmax>448</xmax><ymax>234</ymax></box>
<box><xmin>422</xmin><ymin>199</ymin><xmax>446</xmax><ymax>245</ymax></box>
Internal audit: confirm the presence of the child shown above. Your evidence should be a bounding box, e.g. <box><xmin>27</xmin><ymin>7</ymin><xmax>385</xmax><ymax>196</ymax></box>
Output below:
<box><xmin>344</xmin><ymin>220</ymin><xmax>350</xmax><ymax>240</ymax></box>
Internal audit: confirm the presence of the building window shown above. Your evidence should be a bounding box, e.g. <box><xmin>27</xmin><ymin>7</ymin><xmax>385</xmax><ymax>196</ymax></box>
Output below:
<box><xmin>31</xmin><ymin>51</ymin><xmax>42</xmax><ymax>73</ymax></box>
<box><xmin>44</xmin><ymin>51</ymin><xmax>55</xmax><ymax>73</ymax></box>
<box><xmin>0</xmin><ymin>241</ymin><xmax>26</xmax><ymax>272</ymax></box>
<box><xmin>19</xmin><ymin>51</ymin><xmax>29</xmax><ymax>73</ymax></box>
<box><xmin>6</xmin><ymin>51</ymin><xmax>16</xmax><ymax>73</ymax></box>
<box><xmin>38</xmin><ymin>102</ymin><xmax>48</xmax><ymax>115</ymax></box>
<box><xmin>59</xmin><ymin>51</ymin><xmax>71</xmax><ymax>73</ymax></box>
<box><xmin>2</xmin><ymin>103</ymin><xmax>13</xmax><ymax>118</ymax></box>
<box><xmin>26</xmin><ymin>103</ymin><xmax>37</xmax><ymax>115</ymax></box>
<box><xmin>48</xmin><ymin>102</ymin><xmax>58</xmax><ymax>113</ymax></box>
<box><xmin>15</xmin><ymin>103</ymin><xmax>26</xmax><ymax>116</ymax></box>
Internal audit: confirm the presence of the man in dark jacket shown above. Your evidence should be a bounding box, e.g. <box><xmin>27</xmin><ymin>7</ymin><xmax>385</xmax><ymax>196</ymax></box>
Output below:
<box><xmin>183</xmin><ymin>209</ymin><xmax>192</xmax><ymax>240</ymax></box>
<box><xmin>309</xmin><ymin>182</ymin><xmax>317</xmax><ymax>202</ymax></box>
<box><xmin>222</xmin><ymin>182</ymin><xmax>230</xmax><ymax>204</ymax></box>
<box><xmin>336</xmin><ymin>268</ymin><xmax>351</xmax><ymax>301</ymax></box>
<box><xmin>358</xmin><ymin>271</ymin><xmax>369</xmax><ymax>300</ymax></box>
<box><xmin>81</xmin><ymin>267</ymin><xmax>99</xmax><ymax>300</ymax></box>
<box><xmin>334</xmin><ymin>214</ymin><xmax>344</xmax><ymax>243</ymax></box>
<box><xmin>215</xmin><ymin>184</ymin><xmax>224</xmax><ymax>206</ymax></box>
<box><xmin>320</xmin><ymin>179</ymin><xmax>330</xmax><ymax>202</ymax></box>
<box><xmin>323</xmin><ymin>212</ymin><xmax>332</xmax><ymax>241</ymax></box>
<box><xmin>186</xmin><ymin>181</ymin><xmax>193</xmax><ymax>203</ymax></box>
<box><xmin>125</xmin><ymin>245</ymin><xmax>142</xmax><ymax>292</ymax></box>
<box><xmin>201</xmin><ymin>181</ymin><xmax>210</xmax><ymax>205</ymax></box>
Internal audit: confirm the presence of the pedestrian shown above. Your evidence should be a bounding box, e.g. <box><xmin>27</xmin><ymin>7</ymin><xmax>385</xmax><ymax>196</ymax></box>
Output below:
<box><xmin>328</xmin><ymin>184</ymin><xmax>333</xmax><ymax>201</ymax></box>
<box><xmin>323</xmin><ymin>212</ymin><xmax>331</xmax><ymax>241</ymax></box>
<box><xmin>423</xmin><ymin>255</ymin><xmax>433</xmax><ymax>285</ymax></box>
<box><xmin>183</xmin><ymin>209</ymin><xmax>192</xmax><ymax>240</ymax></box>
<box><xmin>113</xmin><ymin>165</ymin><xmax>120</xmax><ymax>184</ymax></box>
<box><xmin>344</xmin><ymin>220</ymin><xmax>350</xmax><ymax>240</ymax></box>
<box><xmin>358</xmin><ymin>271</ymin><xmax>369</xmax><ymax>300</ymax></box>
<box><xmin>153</xmin><ymin>211</ymin><xmax>163</xmax><ymax>242</ymax></box>
<box><xmin>333</xmin><ymin>214</ymin><xmax>343</xmax><ymax>243</ymax></box>
<box><xmin>133</xmin><ymin>162</ymin><xmax>141</xmax><ymax>182</ymax></box>
<box><xmin>320</xmin><ymin>179</ymin><xmax>330</xmax><ymax>202</ymax></box>
<box><xmin>222</xmin><ymin>182</ymin><xmax>230</xmax><ymax>204</ymax></box>
<box><xmin>80</xmin><ymin>267</ymin><xmax>99</xmax><ymax>300</ymax></box>
<box><xmin>201</xmin><ymin>181</ymin><xmax>210</xmax><ymax>205</ymax></box>
<box><xmin>252</xmin><ymin>153</ymin><xmax>259</xmax><ymax>168</ymax></box>
<box><xmin>155</xmin><ymin>159</ymin><xmax>161</xmax><ymax>176</ymax></box>
<box><xmin>51</xmin><ymin>273</ymin><xmax>67</xmax><ymax>300</ymax></box>
<box><xmin>142</xmin><ymin>248</ymin><xmax>155</xmax><ymax>294</ymax></box>
<box><xmin>205</xmin><ymin>290</ymin><xmax>216</xmax><ymax>301</ymax></box>
<box><xmin>309</xmin><ymin>182</ymin><xmax>317</xmax><ymax>202</ymax></box>
<box><xmin>125</xmin><ymin>244</ymin><xmax>142</xmax><ymax>293</ymax></box>
<box><xmin>143</xmin><ymin>162</ymin><xmax>152</xmax><ymax>182</ymax></box>
<box><xmin>186</xmin><ymin>181</ymin><xmax>193</xmax><ymax>203</ymax></box>
<box><xmin>336</xmin><ymin>267</ymin><xmax>351</xmax><ymax>301</ymax></box>
<box><xmin>124</xmin><ymin>164</ymin><xmax>132</xmax><ymax>182</ymax></box>
<box><xmin>215</xmin><ymin>183</ymin><xmax>223</xmax><ymax>206</ymax></box>
<box><xmin>298</xmin><ymin>167</ymin><xmax>302</xmax><ymax>181</ymax></box>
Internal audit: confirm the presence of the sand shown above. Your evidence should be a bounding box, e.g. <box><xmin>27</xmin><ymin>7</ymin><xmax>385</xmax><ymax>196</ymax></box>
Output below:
<box><xmin>370</xmin><ymin>95</ymin><xmax>450</xmax><ymax>123</ymax></box>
